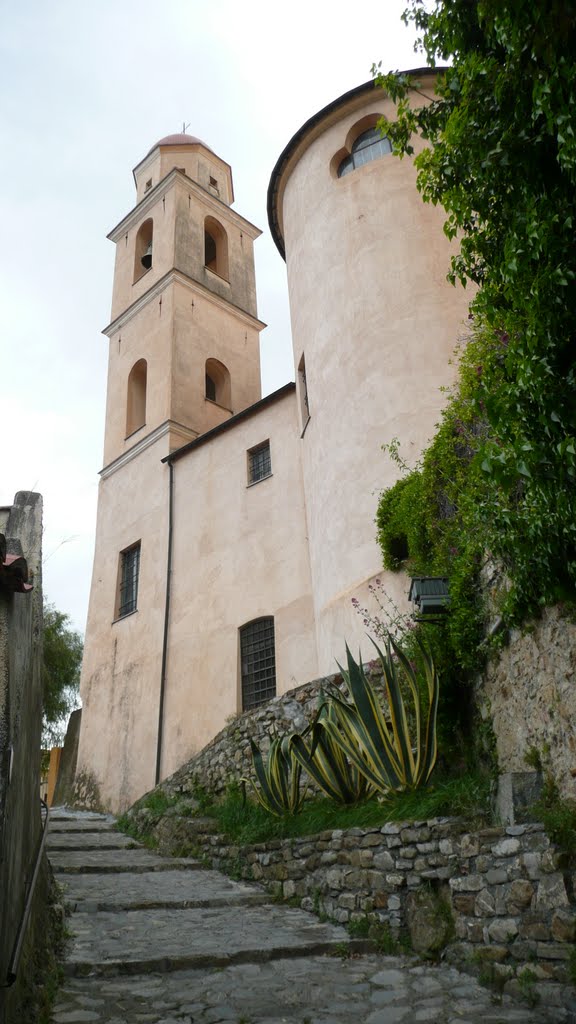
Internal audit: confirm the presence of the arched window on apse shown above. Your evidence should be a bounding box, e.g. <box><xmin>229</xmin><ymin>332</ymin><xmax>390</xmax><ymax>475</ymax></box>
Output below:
<box><xmin>205</xmin><ymin>357</ymin><xmax>231</xmax><ymax>409</ymax></box>
<box><xmin>204</xmin><ymin>217</ymin><xmax>229</xmax><ymax>280</ymax></box>
<box><xmin>126</xmin><ymin>359</ymin><xmax>147</xmax><ymax>437</ymax></box>
<box><xmin>133</xmin><ymin>219</ymin><xmax>153</xmax><ymax>283</ymax></box>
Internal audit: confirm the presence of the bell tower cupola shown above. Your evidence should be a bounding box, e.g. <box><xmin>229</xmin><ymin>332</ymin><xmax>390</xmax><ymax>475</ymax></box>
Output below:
<box><xmin>101</xmin><ymin>132</ymin><xmax>265</xmax><ymax>468</ymax></box>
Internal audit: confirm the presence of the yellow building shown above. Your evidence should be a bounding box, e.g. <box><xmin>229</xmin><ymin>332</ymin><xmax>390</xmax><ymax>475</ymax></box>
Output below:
<box><xmin>77</xmin><ymin>74</ymin><xmax>470</xmax><ymax>812</ymax></box>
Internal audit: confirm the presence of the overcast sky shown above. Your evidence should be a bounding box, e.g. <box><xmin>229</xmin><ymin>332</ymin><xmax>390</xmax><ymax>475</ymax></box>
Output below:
<box><xmin>0</xmin><ymin>0</ymin><xmax>419</xmax><ymax>634</ymax></box>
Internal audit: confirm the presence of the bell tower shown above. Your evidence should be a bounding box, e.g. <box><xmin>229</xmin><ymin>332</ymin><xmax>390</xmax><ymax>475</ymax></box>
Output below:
<box><xmin>76</xmin><ymin>134</ymin><xmax>265</xmax><ymax>812</ymax></box>
<box><xmin>102</xmin><ymin>132</ymin><xmax>264</xmax><ymax>465</ymax></box>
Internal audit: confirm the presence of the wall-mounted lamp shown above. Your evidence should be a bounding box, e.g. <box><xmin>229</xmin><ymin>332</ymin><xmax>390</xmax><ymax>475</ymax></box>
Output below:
<box><xmin>409</xmin><ymin>577</ymin><xmax>450</xmax><ymax>621</ymax></box>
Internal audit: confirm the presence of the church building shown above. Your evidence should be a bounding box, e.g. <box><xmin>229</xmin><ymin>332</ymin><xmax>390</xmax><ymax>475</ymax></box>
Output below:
<box><xmin>76</xmin><ymin>73</ymin><xmax>470</xmax><ymax>813</ymax></box>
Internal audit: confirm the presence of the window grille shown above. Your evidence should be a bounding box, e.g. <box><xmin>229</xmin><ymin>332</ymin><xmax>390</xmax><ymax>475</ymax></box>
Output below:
<box><xmin>240</xmin><ymin>617</ymin><xmax>276</xmax><ymax>710</ymax></box>
<box><xmin>118</xmin><ymin>543</ymin><xmax>140</xmax><ymax>618</ymax></box>
<box><xmin>248</xmin><ymin>440</ymin><xmax>271</xmax><ymax>484</ymax></box>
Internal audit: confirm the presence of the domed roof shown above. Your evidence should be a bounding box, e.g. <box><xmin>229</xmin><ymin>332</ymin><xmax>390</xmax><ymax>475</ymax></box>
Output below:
<box><xmin>147</xmin><ymin>133</ymin><xmax>212</xmax><ymax>156</ymax></box>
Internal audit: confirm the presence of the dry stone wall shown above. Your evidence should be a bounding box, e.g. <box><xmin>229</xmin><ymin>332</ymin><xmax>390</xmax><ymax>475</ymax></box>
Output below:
<box><xmin>478</xmin><ymin>605</ymin><xmax>576</xmax><ymax>800</ymax></box>
<box><xmin>141</xmin><ymin>810</ymin><xmax>576</xmax><ymax>1017</ymax></box>
<box><xmin>163</xmin><ymin>669</ymin><xmax>359</xmax><ymax>797</ymax></box>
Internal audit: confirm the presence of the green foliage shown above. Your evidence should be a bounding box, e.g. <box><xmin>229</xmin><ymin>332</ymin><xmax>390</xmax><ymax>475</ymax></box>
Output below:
<box><xmin>373</xmin><ymin>1</ymin><xmax>576</xmax><ymax>627</ymax></box>
<box><xmin>207</xmin><ymin>771</ymin><xmax>489</xmax><ymax>846</ymax></box>
<box><xmin>320</xmin><ymin>638</ymin><xmax>439</xmax><ymax>798</ymax></box>
<box><xmin>286</xmin><ymin>704</ymin><xmax>373</xmax><ymax>805</ymax></box>
<box><xmin>535</xmin><ymin>788</ymin><xmax>576</xmax><ymax>856</ymax></box>
<box><xmin>42</xmin><ymin>600</ymin><xmax>83</xmax><ymax>747</ymax></box>
<box><xmin>241</xmin><ymin>736</ymin><xmax>306</xmax><ymax>816</ymax></box>
<box><xmin>348</xmin><ymin>915</ymin><xmax>406</xmax><ymax>954</ymax></box>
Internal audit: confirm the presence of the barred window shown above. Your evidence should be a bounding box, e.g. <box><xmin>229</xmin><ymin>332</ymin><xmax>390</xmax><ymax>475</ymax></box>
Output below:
<box><xmin>117</xmin><ymin>543</ymin><xmax>140</xmax><ymax>618</ymax></box>
<box><xmin>247</xmin><ymin>440</ymin><xmax>271</xmax><ymax>484</ymax></box>
<box><xmin>240</xmin><ymin>617</ymin><xmax>276</xmax><ymax>710</ymax></box>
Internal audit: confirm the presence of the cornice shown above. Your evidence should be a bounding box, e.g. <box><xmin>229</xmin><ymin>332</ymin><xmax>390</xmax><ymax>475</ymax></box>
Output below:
<box><xmin>102</xmin><ymin>268</ymin><xmax>266</xmax><ymax>338</ymax></box>
<box><xmin>100</xmin><ymin>420</ymin><xmax>198</xmax><ymax>479</ymax></box>
<box><xmin>108</xmin><ymin>168</ymin><xmax>261</xmax><ymax>243</ymax></box>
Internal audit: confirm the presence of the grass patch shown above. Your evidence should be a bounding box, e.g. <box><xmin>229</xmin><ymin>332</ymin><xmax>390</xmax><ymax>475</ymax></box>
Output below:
<box><xmin>204</xmin><ymin>772</ymin><xmax>491</xmax><ymax>846</ymax></box>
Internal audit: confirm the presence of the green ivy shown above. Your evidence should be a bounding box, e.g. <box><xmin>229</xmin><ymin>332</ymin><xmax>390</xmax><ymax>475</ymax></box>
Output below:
<box><xmin>374</xmin><ymin>1</ymin><xmax>576</xmax><ymax>686</ymax></box>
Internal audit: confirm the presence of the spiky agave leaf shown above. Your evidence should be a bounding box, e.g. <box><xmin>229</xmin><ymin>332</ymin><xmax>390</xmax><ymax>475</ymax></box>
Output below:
<box><xmin>240</xmin><ymin>736</ymin><xmax>306</xmax><ymax>816</ymax></box>
<box><xmin>286</xmin><ymin>706</ymin><xmax>373</xmax><ymax>805</ymax></box>
<box><xmin>319</xmin><ymin>637</ymin><xmax>439</xmax><ymax>798</ymax></box>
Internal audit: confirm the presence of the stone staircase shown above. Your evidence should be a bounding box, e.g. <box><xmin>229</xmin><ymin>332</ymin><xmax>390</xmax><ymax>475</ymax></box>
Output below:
<box><xmin>47</xmin><ymin>808</ymin><xmax>558</xmax><ymax>1024</ymax></box>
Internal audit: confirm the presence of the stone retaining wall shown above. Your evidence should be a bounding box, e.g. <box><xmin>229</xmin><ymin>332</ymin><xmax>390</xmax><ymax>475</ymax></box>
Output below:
<box><xmin>163</xmin><ymin>670</ymin><xmax>358</xmax><ymax>797</ymax></box>
<box><xmin>139</xmin><ymin>809</ymin><xmax>576</xmax><ymax>1016</ymax></box>
<box><xmin>478</xmin><ymin>605</ymin><xmax>576</xmax><ymax>801</ymax></box>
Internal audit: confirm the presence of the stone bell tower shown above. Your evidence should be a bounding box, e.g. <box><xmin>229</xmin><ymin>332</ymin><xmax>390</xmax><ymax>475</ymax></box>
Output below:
<box><xmin>76</xmin><ymin>133</ymin><xmax>265</xmax><ymax>812</ymax></box>
<box><xmin>103</xmin><ymin>132</ymin><xmax>264</xmax><ymax>464</ymax></box>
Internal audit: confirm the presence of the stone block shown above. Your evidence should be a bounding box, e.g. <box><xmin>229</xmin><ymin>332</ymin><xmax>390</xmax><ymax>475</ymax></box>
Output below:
<box><xmin>491</xmin><ymin>837</ymin><xmax>521</xmax><ymax>857</ymax></box>
<box><xmin>486</xmin><ymin>917</ymin><xmax>519</xmax><ymax>942</ymax></box>
<box><xmin>536</xmin><ymin>942</ymin><xmax>572</xmax><ymax>961</ymax></box>
<box><xmin>551</xmin><ymin>909</ymin><xmax>576</xmax><ymax>942</ymax></box>
<box><xmin>495</xmin><ymin>771</ymin><xmax>543</xmax><ymax>826</ymax></box>
<box><xmin>452</xmin><ymin>894</ymin><xmax>476</xmax><ymax>914</ymax></box>
<box><xmin>474</xmin><ymin>889</ymin><xmax>496</xmax><ymax>917</ymax></box>
<box><xmin>505</xmin><ymin>878</ymin><xmax>535</xmax><ymax>911</ymax></box>
<box><xmin>449</xmin><ymin>874</ymin><xmax>484</xmax><ymax>892</ymax></box>
<box><xmin>405</xmin><ymin>888</ymin><xmax>453</xmax><ymax>954</ymax></box>
<box><xmin>536</xmin><ymin>873</ymin><xmax>569</xmax><ymax>910</ymax></box>
<box><xmin>485</xmin><ymin>867</ymin><xmax>508</xmax><ymax>885</ymax></box>
<box><xmin>372</xmin><ymin>850</ymin><xmax>394</xmax><ymax>871</ymax></box>
<box><xmin>519</xmin><ymin>919</ymin><xmax>551</xmax><ymax>941</ymax></box>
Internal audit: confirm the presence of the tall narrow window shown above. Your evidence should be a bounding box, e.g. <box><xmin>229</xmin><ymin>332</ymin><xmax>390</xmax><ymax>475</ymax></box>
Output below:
<box><xmin>240</xmin><ymin>617</ymin><xmax>276</xmax><ymax>710</ymax></box>
<box><xmin>247</xmin><ymin>440</ymin><xmax>271</xmax><ymax>484</ymax></box>
<box><xmin>298</xmin><ymin>354</ymin><xmax>310</xmax><ymax>431</ymax></box>
<box><xmin>204</xmin><ymin>216</ymin><xmax>229</xmax><ymax>280</ymax></box>
<box><xmin>126</xmin><ymin>359</ymin><xmax>147</xmax><ymax>437</ymax></box>
<box><xmin>205</xmin><ymin>357</ymin><xmax>231</xmax><ymax>408</ymax></box>
<box><xmin>117</xmin><ymin>543</ymin><xmax>140</xmax><ymax>618</ymax></box>
<box><xmin>134</xmin><ymin>219</ymin><xmax>153</xmax><ymax>282</ymax></box>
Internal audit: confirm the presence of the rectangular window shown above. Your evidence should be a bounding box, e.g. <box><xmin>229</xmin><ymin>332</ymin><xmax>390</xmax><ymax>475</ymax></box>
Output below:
<box><xmin>247</xmin><ymin>440</ymin><xmax>271</xmax><ymax>484</ymax></box>
<box><xmin>117</xmin><ymin>543</ymin><xmax>140</xmax><ymax>618</ymax></box>
<box><xmin>240</xmin><ymin>617</ymin><xmax>276</xmax><ymax>710</ymax></box>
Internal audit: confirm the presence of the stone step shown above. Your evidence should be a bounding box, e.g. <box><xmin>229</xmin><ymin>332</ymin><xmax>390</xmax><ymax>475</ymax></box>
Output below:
<box><xmin>52</xmin><ymin>955</ymin><xmax>546</xmax><ymax>1024</ymax></box>
<box><xmin>55</xmin><ymin>868</ymin><xmax>269</xmax><ymax>912</ymax></box>
<box><xmin>63</xmin><ymin>904</ymin><xmax>358</xmax><ymax>978</ymax></box>
<box><xmin>49</xmin><ymin>847</ymin><xmax>204</xmax><ymax>874</ymax></box>
<box><xmin>48</xmin><ymin>819</ymin><xmax>117</xmax><ymax>833</ymax></box>
<box><xmin>47</xmin><ymin>831</ymin><xmax>138</xmax><ymax>851</ymax></box>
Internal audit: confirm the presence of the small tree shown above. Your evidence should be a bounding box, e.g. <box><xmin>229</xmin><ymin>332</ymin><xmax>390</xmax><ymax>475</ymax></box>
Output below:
<box><xmin>42</xmin><ymin>601</ymin><xmax>83</xmax><ymax>747</ymax></box>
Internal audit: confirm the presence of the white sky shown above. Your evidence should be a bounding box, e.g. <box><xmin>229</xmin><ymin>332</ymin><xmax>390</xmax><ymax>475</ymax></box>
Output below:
<box><xmin>0</xmin><ymin>0</ymin><xmax>419</xmax><ymax>634</ymax></box>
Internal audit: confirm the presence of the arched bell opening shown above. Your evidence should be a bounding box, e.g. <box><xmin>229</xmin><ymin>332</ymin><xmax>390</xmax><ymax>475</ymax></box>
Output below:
<box><xmin>205</xmin><ymin>357</ymin><xmax>231</xmax><ymax>409</ymax></box>
<box><xmin>134</xmin><ymin>219</ymin><xmax>154</xmax><ymax>283</ymax></box>
<box><xmin>126</xmin><ymin>358</ymin><xmax>147</xmax><ymax>436</ymax></box>
<box><xmin>204</xmin><ymin>216</ymin><xmax>229</xmax><ymax>280</ymax></box>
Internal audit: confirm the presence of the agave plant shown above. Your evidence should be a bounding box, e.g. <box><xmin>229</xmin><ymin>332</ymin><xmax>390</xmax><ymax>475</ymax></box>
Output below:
<box><xmin>319</xmin><ymin>636</ymin><xmax>439</xmax><ymax>798</ymax></box>
<box><xmin>286</xmin><ymin>702</ymin><xmax>374</xmax><ymax>805</ymax></box>
<box><xmin>241</xmin><ymin>735</ymin><xmax>306</xmax><ymax>816</ymax></box>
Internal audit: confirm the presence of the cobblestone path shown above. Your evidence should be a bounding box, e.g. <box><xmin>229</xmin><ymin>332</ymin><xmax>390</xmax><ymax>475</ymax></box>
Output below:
<box><xmin>48</xmin><ymin>809</ymin><xmax>560</xmax><ymax>1024</ymax></box>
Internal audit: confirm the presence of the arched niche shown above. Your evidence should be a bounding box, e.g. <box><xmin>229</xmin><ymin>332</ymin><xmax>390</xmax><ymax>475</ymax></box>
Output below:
<box><xmin>204</xmin><ymin>216</ymin><xmax>229</xmax><ymax>280</ymax></box>
<box><xmin>205</xmin><ymin>357</ymin><xmax>231</xmax><ymax>409</ymax></box>
<box><xmin>126</xmin><ymin>359</ymin><xmax>147</xmax><ymax>436</ymax></box>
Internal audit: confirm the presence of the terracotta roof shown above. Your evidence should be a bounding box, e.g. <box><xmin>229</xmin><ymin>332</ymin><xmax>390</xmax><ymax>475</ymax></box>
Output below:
<box><xmin>147</xmin><ymin>133</ymin><xmax>212</xmax><ymax>156</ymax></box>
<box><xmin>0</xmin><ymin>536</ymin><xmax>32</xmax><ymax>593</ymax></box>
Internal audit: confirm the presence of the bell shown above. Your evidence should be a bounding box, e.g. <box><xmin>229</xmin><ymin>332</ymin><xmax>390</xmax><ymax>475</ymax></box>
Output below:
<box><xmin>141</xmin><ymin>242</ymin><xmax>152</xmax><ymax>270</ymax></box>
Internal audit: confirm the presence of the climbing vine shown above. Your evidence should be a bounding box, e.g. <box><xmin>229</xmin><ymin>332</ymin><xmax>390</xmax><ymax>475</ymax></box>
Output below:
<box><xmin>374</xmin><ymin>1</ymin><xmax>576</xmax><ymax>662</ymax></box>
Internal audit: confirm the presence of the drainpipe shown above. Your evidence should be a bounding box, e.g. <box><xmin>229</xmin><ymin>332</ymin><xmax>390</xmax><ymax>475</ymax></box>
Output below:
<box><xmin>156</xmin><ymin>459</ymin><xmax>174</xmax><ymax>785</ymax></box>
